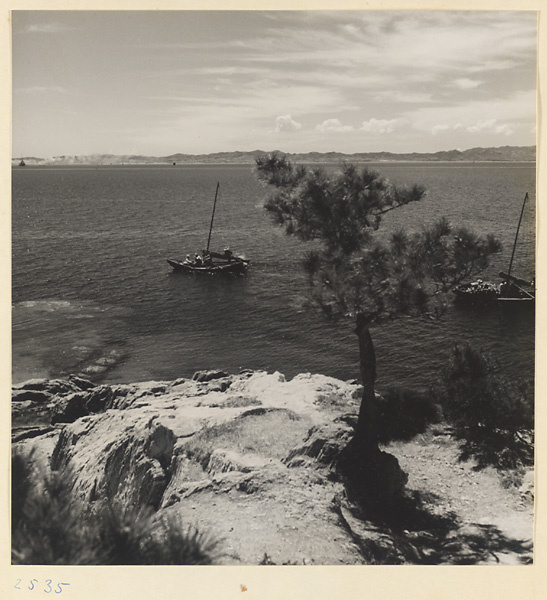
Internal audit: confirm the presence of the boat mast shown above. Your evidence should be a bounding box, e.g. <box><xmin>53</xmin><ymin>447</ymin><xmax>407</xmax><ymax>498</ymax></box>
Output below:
<box><xmin>507</xmin><ymin>192</ymin><xmax>529</xmax><ymax>281</ymax></box>
<box><xmin>206</xmin><ymin>182</ymin><xmax>220</xmax><ymax>252</ymax></box>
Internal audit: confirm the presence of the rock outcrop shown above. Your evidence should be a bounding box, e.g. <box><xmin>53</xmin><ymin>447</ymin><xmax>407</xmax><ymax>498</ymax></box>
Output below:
<box><xmin>13</xmin><ymin>371</ymin><xmax>370</xmax><ymax>564</ymax></box>
<box><xmin>12</xmin><ymin>369</ymin><xmax>533</xmax><ymax>565</ymax></box>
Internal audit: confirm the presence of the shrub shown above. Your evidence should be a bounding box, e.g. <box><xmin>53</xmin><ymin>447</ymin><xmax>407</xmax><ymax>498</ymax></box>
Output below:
<box><xmin>95</xmin><ymin>504</ymin><xmax>219</xmax><ymax>565</ymax></box>
<box><xmin>11</xmin><ymin>450</ymin><xmax>34</xmax><ymax>532</ymax></box>
<box><xmin>430</xmin><ymin>344</ymin><xmax>534</xmax><ymax>469</ymax></box>
<box><xmin>11</xmin><ymin>453</ymin><xmax>97</xmax><ymax>565</ymax></box>
<box><xmin>144</xmin><ymin>514</ymin><xmax>219</xmax><ymax>565</ymax></box>
<box><xmin>12</xmin><ymin>451</ymin><xmax>219</xmax><ymax>565</ymax></box>
<box><xmin>376</xmin><ymin>387</ymin><xmax>441</xmax><ymax>444</ymax></box>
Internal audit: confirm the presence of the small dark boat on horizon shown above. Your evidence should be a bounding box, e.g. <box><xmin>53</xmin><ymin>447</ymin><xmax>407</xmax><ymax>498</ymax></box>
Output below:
<box><xmin>19</xmin><ymin>159</ymin><xmax>26</xmax><ymax>167</ymax></box>
<box><xmin>454</xmin><ymin>192</ymin><xmax>535</xmax><ymax>306</ymax></box>
<box><xmin>167</xmin><ymin>182</ymin><xmax>250</xmax><ymax>275</ymax></box>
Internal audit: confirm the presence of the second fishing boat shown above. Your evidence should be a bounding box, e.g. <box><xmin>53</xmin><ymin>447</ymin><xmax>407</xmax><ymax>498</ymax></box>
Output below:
<box><xmin>454</xmin><ymin>192</ymin><xmax>535</xmax><ymax>305</ymax></box>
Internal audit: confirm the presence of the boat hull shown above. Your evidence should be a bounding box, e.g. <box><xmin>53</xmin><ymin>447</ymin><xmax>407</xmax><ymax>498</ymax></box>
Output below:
<box><xmin>167</xmin><ymin>258</ymin><xmax>249</xmax><ymax>274</ymax></box>
<box><xmin>453</xmin><ymin>283</ymin><xmax>500</xmax><ymax>305</ymax></box>
<box><xmin>453</xmin><ymin>281</ymin><xmax>535</xmax><ymax>305</ymax></box>
<box><xmin>497</xmin><ymin>296</ymin><xmax>535</xmax><ymax>304</ymax></box>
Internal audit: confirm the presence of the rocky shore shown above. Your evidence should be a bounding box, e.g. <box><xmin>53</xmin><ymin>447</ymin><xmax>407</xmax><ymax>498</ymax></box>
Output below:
<box><xmin>11</xmin><ymin>369</ymin><xmax>533</xmax><ymax>565</ymax></box>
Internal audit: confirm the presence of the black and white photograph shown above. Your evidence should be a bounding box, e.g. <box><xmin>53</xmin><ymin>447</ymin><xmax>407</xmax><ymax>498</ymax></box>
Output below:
<box><xmin>8</xmin><ymin>5</ymin><xmax>539</xmax><ymax>588</ymax></box>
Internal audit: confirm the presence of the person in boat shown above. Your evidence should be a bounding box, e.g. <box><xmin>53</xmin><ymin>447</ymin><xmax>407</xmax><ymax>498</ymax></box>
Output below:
<box><xmin>183</xmin><ymin>254</ymin><xmax>192</xmax><ymax>265</ymax></box>
<box><xmin>223</xmin><ymin>248</ymin><xmax>233</xmax><ymax>262</ymax></box>
<box><xmin>194</xmin><ymin>253</ymin><xmax>203</xmax><ymax>266</ymax></box>
<box><xmin>202</xmin><ymin>250</ymin><xmax>213</xmax><ymax>266</ymax></box>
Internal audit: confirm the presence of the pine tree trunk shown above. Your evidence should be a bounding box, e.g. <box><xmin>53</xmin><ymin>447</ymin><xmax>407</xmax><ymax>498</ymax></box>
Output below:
<box><xmin>336</xmin><ymin>313</ymin><xmax>408</xmax><ymax>510</ymax></box>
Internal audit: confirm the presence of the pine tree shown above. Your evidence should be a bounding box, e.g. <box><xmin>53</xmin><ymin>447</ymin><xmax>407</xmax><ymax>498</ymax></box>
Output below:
<box><xmin>255</xmin><ymin>152</ymin><xmax>501</xmax><ymax>505</ymax></box>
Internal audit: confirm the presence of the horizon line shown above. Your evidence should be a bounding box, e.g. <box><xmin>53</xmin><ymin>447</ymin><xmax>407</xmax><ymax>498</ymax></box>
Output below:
<box><xmin>12</xmin><ymin>144</ymin><xmax>537</xmax><ymax>161</ymax></box>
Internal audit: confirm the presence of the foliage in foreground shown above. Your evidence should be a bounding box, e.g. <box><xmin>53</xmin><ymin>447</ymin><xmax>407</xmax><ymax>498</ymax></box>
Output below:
<box><xmin>12</xmin><ymin>452</ymin><xmax>219</xmax><ymax>565</ymax></box>
<box><xmin>430</xmin><ymin>344</ymin><xmax>534</xmax><ymax>470</ymax></box>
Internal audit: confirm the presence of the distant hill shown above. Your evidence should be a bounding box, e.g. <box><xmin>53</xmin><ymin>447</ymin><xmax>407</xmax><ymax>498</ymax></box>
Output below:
<box><xmin>12</xmin><ymin>145</ymin><xmax>536</xmax><ymax>166</ymax></box>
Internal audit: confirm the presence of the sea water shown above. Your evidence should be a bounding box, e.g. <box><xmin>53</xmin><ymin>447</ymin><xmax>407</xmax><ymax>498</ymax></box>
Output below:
<box><xmin>12</xmin><ymin>162</ymin><xmax>535</xmax><ymax>392</ymax></box>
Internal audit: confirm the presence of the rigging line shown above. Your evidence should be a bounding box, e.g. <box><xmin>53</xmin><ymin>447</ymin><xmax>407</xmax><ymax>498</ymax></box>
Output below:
<box><xmin>507</xmin><ymin>192</ymin><xmax>528</xmax><ymax>281</ymax></box>
<box><xmin>206</xmin><ymin>182</ymin><xmax>220</xmax><ymax>252</ymax></box>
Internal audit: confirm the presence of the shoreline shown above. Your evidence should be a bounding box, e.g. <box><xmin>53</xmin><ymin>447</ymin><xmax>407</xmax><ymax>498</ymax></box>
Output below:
<box><xmin>12</xmin><ymin>145</ymin><xmax>536</xmax><ymax>167</ymax></box>
<box><xmin>12</xmin><ymin>160</ymin><xmax>537</xmax><ymax>167</ymax></box>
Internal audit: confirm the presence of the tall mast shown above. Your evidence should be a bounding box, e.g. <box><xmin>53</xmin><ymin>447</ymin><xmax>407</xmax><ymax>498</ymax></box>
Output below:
<box><xmin>206</xmin><ymin>182</ymin><xmax>220</xmax><ymax>252</ymax></box>
<box><xmin>507</xmin><ymin>192</ymin><xmax>528</xmax><ymax>280</ymax></box>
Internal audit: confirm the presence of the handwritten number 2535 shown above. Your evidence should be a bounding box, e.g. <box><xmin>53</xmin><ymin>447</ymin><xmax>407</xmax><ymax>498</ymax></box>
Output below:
<box><xmin>14</xmin><ymin>579</ymin><xmax>70</xmax><ymax>593</ymax></box>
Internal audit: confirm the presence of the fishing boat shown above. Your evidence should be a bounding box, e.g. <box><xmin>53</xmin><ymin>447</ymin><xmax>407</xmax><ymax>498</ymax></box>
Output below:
<box><xmin>454</xmin><ymin>192</ymin><xmax>535</xmax><ymax>305</ymax></box>
<box><xmin>453</xmin><ymin>279</ymin><xmax>501</xmax><ymax>304</ymax></box>
<box><xmin>167</xmin><ymin>182</ymin><xmax>250</xmax><ymax>275</ymax></box>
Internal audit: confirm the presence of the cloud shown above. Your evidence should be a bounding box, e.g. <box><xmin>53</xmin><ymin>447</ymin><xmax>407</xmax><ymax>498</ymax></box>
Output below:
<box><xmin>432</xmin><ymin>119</ymin><xmax>514</xmax><ymax>136</ymax></box>
<box><xmin>316</xmin><ymin>118</ymin><xmax>353</xmax><ymax>133</ymax></box>
<box><xmin>12</xmin><ymin>11</ymin><xmax>536</xmax><ymax>156</ymax></box>
<box><xmin>360</xmin><ymin>118</ymin><xmax>399</xmax><ymax>134</ymax></box>
<box><xmin>494</xmin><ymin>123</ymin><xmax>514</xmax><ymax>136</ymax></box>
<box><xmin>374</xmin><ymin>91</ymin><xmax>434</xmax><ymax>104</ymax></box>
<box><xmin>466</xmin><ymin>119</ymin><xmax>497</xmax><ymax>133</ymax></box>
<box><xmin>431</xmin><ymin>124</ymin><xmax>451</xmax><ymax>136</ymax></box>
<box><xmin>252</xmin><ymin>12</ymin><xmax>535</xmax><ymax>82</ymax></box>
<box><xmin>196</xmin><ymin>66</ymin><xmax>267</xmax><ymax>77</ymax></box>
<box><xmin>452</xmin><ymin>78</ymin><xmax>483</xmax><ymax>90</ymax></box>
<box><xmin>408</xmin><ymin>89</ymin><xmax>534</xmax><ymax>135</ymax></box>
<box><xmin>24</xmin><ymin>23</ymin><xmax>69</xmax><ymax>34</ymax></box>
<box><xmin>238</xmin><ymin>12</ymin><xmax>535</xmax><ymax>127</ymax></box>
<box><xmin>274</xmin><ymin>115</ymin><xmax>302</xmax><ymax>133</ymax></box>
<box><xmin>15</xmin><ymin>86</ymin><xmax>68</xmax><ymax>95</ymax></box>
<box><xmin>466</xmin><ymin>119</ymin><xmax>514</xmax><ymax>136</ymax></box>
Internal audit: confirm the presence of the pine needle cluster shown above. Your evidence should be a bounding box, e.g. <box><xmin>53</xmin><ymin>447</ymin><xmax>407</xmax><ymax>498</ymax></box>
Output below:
<box><xmin>12</xmin><ymin>452</ymin><xmax>219</xmax><ymax>565</ymax></box>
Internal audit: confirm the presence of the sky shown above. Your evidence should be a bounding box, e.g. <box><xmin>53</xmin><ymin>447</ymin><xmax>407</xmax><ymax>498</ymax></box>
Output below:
<box><xmin>12</xmin><ymin>10</ymin><xmax>537</xmax><ymax>158</ymax></box>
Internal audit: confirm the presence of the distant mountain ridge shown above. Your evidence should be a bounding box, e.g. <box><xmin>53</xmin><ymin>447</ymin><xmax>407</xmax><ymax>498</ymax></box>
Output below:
<box><xmin>13</xmin><ymin>145</ymin><xmax>536</xmax><ymax>166</ymax></box>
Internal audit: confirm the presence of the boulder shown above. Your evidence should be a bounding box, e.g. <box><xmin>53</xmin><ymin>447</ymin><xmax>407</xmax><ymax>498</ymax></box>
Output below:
<box><xmin>13</xmin><ymin>426</ymin><xmax>55</xmax><ymax>443</ymax></box>
<box><xmin>50</xmin><ymin>414</ymin><xmax>176</xmax><ymax>510</ymax></box>
<box><xmin>12</xmin><ymin>377</ymin><xmax>93</xmax><ymax>395</ymax></box>
<box><xmin>49</xmin><ymin>386</ymin><xmax>123</xmax><ymax>424</ymax></box>
<box><xmin>207</xmin><ymin>449</ymin><xmax>272</xmax><ymax>477</ymax></box>
<box><xmin>66</xmin><ymin>375</ymin><xmax>96</xmax><ymax>390</ymax></box>
<box><xmin>51</xmin><ymin>394</ymin><xmax>89</xmax><ymax>424</ymax></box>
<box><xmin>12</xmin><ymin>389</ymin><xmax>52</xmax><ymax>403</ymax></box>
<box><xmin>192</xmin><ymin>370</ymin><xmax>229</xmax><ymax>383</ymax></box>
<box><xmin>284</xmin><ymin>420</ymin><xmax>354</xmax><ymax>467</ymax></box>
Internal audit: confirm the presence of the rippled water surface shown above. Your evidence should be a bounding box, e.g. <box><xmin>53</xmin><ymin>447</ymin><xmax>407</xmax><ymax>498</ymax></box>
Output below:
<box><xmin>12</xmin><ymin>162</ymin><xmax>535</xmax><ymax>391</ymax></box>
